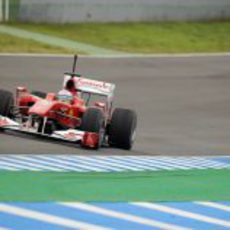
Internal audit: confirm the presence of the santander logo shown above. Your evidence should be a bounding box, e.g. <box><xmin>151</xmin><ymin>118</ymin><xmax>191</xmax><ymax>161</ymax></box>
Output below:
<box><xmin>75</xmin><ymin>78</ymin><xmax>111</xmax><ymax>93</ymax></box>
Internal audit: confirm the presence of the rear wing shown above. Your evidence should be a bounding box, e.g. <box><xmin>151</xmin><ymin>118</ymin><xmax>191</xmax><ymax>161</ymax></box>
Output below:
<box><xmin>63</xmin><ymin>74</ymin><xmax>115</xmax><ymax>98</ymax></box>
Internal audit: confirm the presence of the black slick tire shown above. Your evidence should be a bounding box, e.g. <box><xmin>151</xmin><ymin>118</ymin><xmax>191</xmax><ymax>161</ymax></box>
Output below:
<box><xmin>109</xmin><ymin>108</ymin><xmax>137</xmax><ymax>150</ymax></box>
<box><xmin>0</xmin><ymin>89</ymin><xmax>14</xmax><ymax>117</ymax></box>
<box><xmin>81</xmin><ymin>107</ymin><xmax>104</xmax><ymax>149</ymax></box>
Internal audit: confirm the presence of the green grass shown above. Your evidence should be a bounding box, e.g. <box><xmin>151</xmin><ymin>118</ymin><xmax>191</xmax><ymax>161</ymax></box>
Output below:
<box><xmin>5</xmin><ymin>21</ymin><xmax>230</xmax><ymax>53</ymax></box>
<box><xmin>1</xmin><ymin>169</ymin><xmax>230</xmax><ymax>202</ymax></box>
<box><xmin>0</xmin><ymin>33</ymin><xmax>77</xmax><ymax>53</ymax></box>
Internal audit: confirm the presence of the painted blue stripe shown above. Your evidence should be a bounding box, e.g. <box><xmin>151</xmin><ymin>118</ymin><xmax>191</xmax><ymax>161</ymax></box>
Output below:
<box><xmin>218</xmin><ymin>201</ymin><xmax>230</xmax><ymax>206</ymax></box>
<box><xmin>93</xmin><ymin>202</ymin><xmax>218</xmax><ymax>230</ymax></box>
<box><xmin>164</xmin><ymin>202</ymin><xmax>230</xmax><ymax>221</ymax></box>
<box><xmin>12</xmin><ymin>202</ymin><xmax>155</xmax><ymax>230</ymax></box>
<box><xmin>212</xmin><ymin>157</ymin><xmax>230</xmax><ymax>164</ymax></box>
<box><xmin>32</xmin><ymin>156</ymin><xmax>89</xmax><ymax>172</ymax></box>
<box><xmin>0</xmin><ymin>211</ymin><xmax>68</xmax><ymax>230</ymax></box>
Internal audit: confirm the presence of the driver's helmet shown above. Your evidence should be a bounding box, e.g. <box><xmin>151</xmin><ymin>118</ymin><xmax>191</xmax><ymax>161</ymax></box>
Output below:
<box><xmin>57</xmin><ymin>89</ymin><xmax>73</xmax><ymax>103</ymax></box>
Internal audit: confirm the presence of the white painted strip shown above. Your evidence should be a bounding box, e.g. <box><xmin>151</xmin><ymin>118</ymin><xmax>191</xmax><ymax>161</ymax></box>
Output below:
<box><xmin>0</xmin><ymin>53</ymin><xmax>230</xmax><ymax>58</ymax></box>
<box><xmin>3</xmin><ymin>156</ymin><xmax>65</xmax><ymax>172</ymax></box>
<box><xmin>132</xmin><ymin>202</ymin><xmax>230</xmax><ymax>228</ymax></box>
<box><xmin>0</xmin><ymin>203</ymin><xmax>107</xmax><ymax>230</ymax></box>
<box><xmin>33</xmin><ymin>155</ymin><xmax>88</xmax><ymax>172</ymax></box>
<box><xmin>155</xmin><ymin>157</ymin><xmax>205</xmax><ymax>170</ymax></box>
<box><xmin>155</xmin><ymin>157</ymin><xmax>229</xmax><ymax>169</ymax></box>
<box><xmin>115</xmin><ymin>157</ymin><xmax>165</xmax><ymax>170</ymax></box>
<box><xmin>34</xmin><ymin>156</ymin><xmax>106</xmax><ymax>172</ymax></box>
<box><xmin>0</xmin><ymin>227</ymin><xmax>9</xmax><ymax>230</ymax></box>
<box><xmin>106</xmin><ymin>156</ymin><xmax>162</xmax><ymax>171</ymax></box>
<box><xmin>195</xmin><ymin>202</ymin><xmax>230</xmax><ymax>212</ymax></box>
<box><xmin>158</xmin><ymin>157</ymin><xmax>206</xmax><ymax>169</ymax></box>
<box><xmin>99</xmin><ymin>156</ymin><xmax>158</xmax><ymax>171</ymax></box>
<box><xmin>0</xmin><ymin>163</ymin><xmax>19</xmax><ymax>171</ymax></box>
<box><xmin>0</xmin><ymin>160</ymin><xmax>40</xmax><ymax>171</ymax></box>
<box><xmin>188</xmin><ymin>157</ymin><xmax>230</xmax><ymax>168</ymax></box>
<box><xmin>0</xmin><ymin>157</ymin><xmax>55</xmax><ymax>171</ymax></box>
<box><xmin>75</xmin><ymin>156</ymin><xmax>143</xmax><ymax>171</ymax></box>
<box><xmin>0</xmin><ymin>155</ymin><xmax>229</xmax><ymax>172</ymax></box>
<box><xmin>59</xmin><ymin>202</ymin><xmax>188</xmax><ymax>230</ymax></box>
<box><xmin>107</xmin><ymin>156</ymin><xmax>171</xmax><ymax>170</ymax></box>
<box><xmin>57</xmin><ymin>155</ymin><xmax>115</xmax><ymax>172</ymax></box>
<box><xmin>11</xmin><ymin>155</ymin><xmax>67</xmax><ymax>171</ymax></box>
<box><xmin>138</xmin><ymin>157</ymin><xmax>189</xmax><ymax>170</ymax></box>
<box><xmin>133</xmin><ymin>157</ymin><xmax>180</xmax><ymax>170</ymax></box>
<box><xmin>85</xmin><ymin>156</ymin><xmax>153</xmax><ymax>171</ymax></box>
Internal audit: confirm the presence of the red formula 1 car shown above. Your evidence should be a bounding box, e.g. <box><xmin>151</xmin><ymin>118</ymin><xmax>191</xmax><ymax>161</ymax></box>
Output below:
<box><xmin>0</xmin><ymin>55</ymin><xmax>137</xmax><ymax>150</ymax></box>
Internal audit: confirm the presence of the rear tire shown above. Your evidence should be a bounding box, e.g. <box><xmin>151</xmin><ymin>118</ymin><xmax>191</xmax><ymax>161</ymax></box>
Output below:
<box><xmin>109</xmin><ymin>108</ymin><xmax>137</xmax><ymax>150</ymax></box>
<box><xmin>81</xmin><ymin>107</ymin><xmax>104</xmax><ymax>149</ymax></box>
<box><xmin>0</xmin><ymin>89</ymin><xmax>14</xmax><ymax>117</ymax></box>
<box><xmin>31</xmin><ymin>91</ymin><xmax>47</xmax><ymax>99</ymax></box>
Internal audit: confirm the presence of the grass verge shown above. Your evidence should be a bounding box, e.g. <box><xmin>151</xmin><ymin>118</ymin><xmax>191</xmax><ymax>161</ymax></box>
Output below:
<box><xmin>5</xmin><ymin>21</ymin><xmax>230</xmax><ymax>53</ymax></box>
<box><xmin>0</xmin><ymin>33</ymin><xmax>78</xmax><ymax>54</ymax></box>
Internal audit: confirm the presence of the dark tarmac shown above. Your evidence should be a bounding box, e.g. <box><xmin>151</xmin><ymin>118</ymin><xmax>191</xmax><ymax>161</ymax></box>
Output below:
<box><xmin>0</xmin><ymin>55</ymin><xmax>230</xmax><ymax>155</ymax></box>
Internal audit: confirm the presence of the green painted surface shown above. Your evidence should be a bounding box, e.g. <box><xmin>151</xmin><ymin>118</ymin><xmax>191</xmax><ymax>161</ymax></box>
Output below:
<box><xmin>0</xmin><ymin>169</ymin><xmax>229</xmax><ymax>202</ymax></box>
<box><xmin>0</xmin><ymin>25</ymin><xmax>126</xmax><ymax>55</ymax></box>
<box><xmin>5</xmin><ymin>22</ymin><xmax>230</xmax><ymax>53</ymax></box>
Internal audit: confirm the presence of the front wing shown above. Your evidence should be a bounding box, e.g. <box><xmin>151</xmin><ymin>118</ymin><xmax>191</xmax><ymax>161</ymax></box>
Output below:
<box><xmin>0</xmin><ymin>115</ymin><xmax>99</xmax><ymax>148</ymax></box>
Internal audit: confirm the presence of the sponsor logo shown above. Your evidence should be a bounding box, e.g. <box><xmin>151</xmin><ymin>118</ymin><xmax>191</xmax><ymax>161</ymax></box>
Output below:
<box><xmin>64</xmin><ymin>131</ymin><xmax>83</xmax><ymax>140</ymax></box>
<box><xmin>75</xmin><ymin>78</ymin><xmax>111</xmax><ymax>93</ymax></box>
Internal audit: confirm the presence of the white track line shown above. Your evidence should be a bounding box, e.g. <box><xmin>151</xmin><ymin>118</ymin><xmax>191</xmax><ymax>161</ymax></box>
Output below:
<box><xmin>59</xmin><ymin>202</ymin><xmax>188</xmax><ymax>230</ymax></box>
<box><xmin>2</xmin><ymin>156</ymin><xmax>65</xmax><ymax>172</ymax></box>
<box><xmin>56</xmin><ymin>155</ymin><xmax>117</xmax><ymax>172</ymax></box>
<box><xmin>132</xmin><ymin>202</ymin><xmax>230</xmax><ymax>228</ymax></box>
<box><xmin>77</xmin><ymin>156</ymin><xmax>153</xmax><ymax>171</ymax></box>
<box><xmin>1</xmin><ymin>53</ymin><xmax>230</xmax><ymax>58</ymax></box>
<box><xmin>195</xmin><ymin>202</ymin><xmax>230</xmax><ymax>212</ymax></box>
<box><xmin>0</xmin><ymin>157</ymin><xmax>56</xmax><ymax>171</ymax></box>
<box><xmin>0</xmin><ymin>204</ymin><xmax>107</xmax><ymax>230</ymax></box>
<box><xmin>9</xmin><ymin>155</ymin><xmax>67</xmax><ymax>171</ymax></box>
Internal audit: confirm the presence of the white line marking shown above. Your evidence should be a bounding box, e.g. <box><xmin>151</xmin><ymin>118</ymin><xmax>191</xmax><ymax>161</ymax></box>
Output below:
<box><xmin>11</xmin><ymin>155</ymin><xmax>68</xmax><ymax>171</ymax></box>
<box><xmin>0</xmin><ymin>157</ymin><xmax>54</xmax><ymax>171</ymax></box>
<box><xmin>132</xmin><ymin>202</ymin><xmax>230</xmax><ymax>228</ymax></box>
<box><xmin>56</xmin><ymin>155</ymin><xmax>114</xmax><ymax>172</ymax></box>
<box><xmin>0</xmin><ymin>160</ymin><xmax>40</xmax><ymax>171</ymax></box>
<box><xmin>0</xmin><ymin>203</ymin><xmax>107</xmax><ymax>230</ymax></box>
<box><xmin>0</xmin><ymin>227</ymin><xmax>9</xmax><ymax>230</ymax></box>
<box><xmin>2</xmin><ymin>156</ymin><xmax>65</xmax><ymax>172</ymax></box>
<box><xmin>82</xmin><ymin>156</ymin><xmax>151</xmax><ymax>171</ymax></box>
<box><xmin>34</xmin><ymin>156</ymin><xmax>106</xmax><ymax>172</ymax></box>
<box><xmin>0</xmin><ymin>53</ymin><xmax>230</xmax><ymax>58</ymax></box>
<box><xmin>0</xmin><ymin>155</ymin><xmax>229</xmax><ymax>172</ymax></box>
<box><xmin>195</xmin><ymin>202</ymin><xmax>230</xmax><ymax>212</ymax></box>
<box><xmin>32</xmin><ymin>155</ymin><xmax>88</xmax><ymax>172</ymax></box>
<box><xmin>59</xmin><ymin>202</ymin><xmax>189</xmax><ymax>230</ymax></box>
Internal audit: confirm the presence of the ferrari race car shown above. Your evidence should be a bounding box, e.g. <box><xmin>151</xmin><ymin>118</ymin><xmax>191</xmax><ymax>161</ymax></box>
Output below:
<box><xmin>0</xmin><ymin>55</ymin><xmax>137</xmax><ymax>150</ymax></box>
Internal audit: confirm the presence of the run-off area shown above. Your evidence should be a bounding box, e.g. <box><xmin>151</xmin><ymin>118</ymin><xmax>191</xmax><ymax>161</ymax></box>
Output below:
<box><xmin>0</xmin><ymin>201</ymin><xmax>230</xmax><ymax>230</ymax></box>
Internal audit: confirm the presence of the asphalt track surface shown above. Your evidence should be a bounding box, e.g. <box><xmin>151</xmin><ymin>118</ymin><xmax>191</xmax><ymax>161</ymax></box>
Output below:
<box><xmin>0</xmin><ymin>55</ymin><xmax>230</xmax><ymax>155</ymax></box>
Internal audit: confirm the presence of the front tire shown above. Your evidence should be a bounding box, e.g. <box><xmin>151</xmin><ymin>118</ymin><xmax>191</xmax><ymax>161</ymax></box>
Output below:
<box><xmin>0</xmin><ymin>89</ymin><xmax>14</xmax><ymax>117</ymax></box>
<box><xmin>81</xmin><ymin>107</ymin><xmax>104</xmax><ymax>149</ymax></box>
<box><xmin>109</xmin><ymin>108</ymin><xmax>137</xmax><ymax>150</ymax></box>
